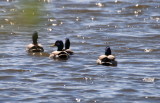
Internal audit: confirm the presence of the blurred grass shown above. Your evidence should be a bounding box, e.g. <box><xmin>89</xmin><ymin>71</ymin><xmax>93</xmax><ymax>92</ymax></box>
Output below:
<box><xmin>16</xmin><ymin>0</ymin><xmax>44</xmax><ymax>25</ymax></box>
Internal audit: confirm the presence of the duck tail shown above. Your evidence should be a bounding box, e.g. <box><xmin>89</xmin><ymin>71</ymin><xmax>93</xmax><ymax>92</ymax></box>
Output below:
<box><xmin>101</xmin><ymin>62</ymin><xmax>113</xmax><ymax>66</ymax></box>
<box><xmin>58</xmin><ymin>52</ymin><xmax>69</xmax><ymax>59</ymax></box>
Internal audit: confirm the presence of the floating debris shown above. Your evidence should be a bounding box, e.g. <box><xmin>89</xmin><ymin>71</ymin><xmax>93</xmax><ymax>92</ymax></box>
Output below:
<box><xmin>75</xmin><ymin>98</ymin><xmax>81</xmax><ymax>102</ymax></box>
<box><xmin>143</xmin><ymin>78</ymin><xmax>155</xmax><ymax>82</ymax></box>
<box><xmin>144</xmin><ymin>49</ymin><xmax>153</xmax><ymax>53</ymax></box>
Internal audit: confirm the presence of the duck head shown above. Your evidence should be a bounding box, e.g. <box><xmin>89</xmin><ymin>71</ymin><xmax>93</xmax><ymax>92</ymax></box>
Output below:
<box><xmin>32</xmin><ymin>31</ymin><xmax>38</xmax><ymax>45</ymax></box>
<box><xmin>105</xmin><ymin>46</ymin><xmax>111</xmax><ymax>56</ymax></box>
<box><xmin>54</xmin><ymin>40</ymin><xmax>64</xmax><ymax>51</ymax></box>
<box><xmin>65</xmin><ymin>38</ymin><xmax>70</xmax><ymax>49</ymax></box>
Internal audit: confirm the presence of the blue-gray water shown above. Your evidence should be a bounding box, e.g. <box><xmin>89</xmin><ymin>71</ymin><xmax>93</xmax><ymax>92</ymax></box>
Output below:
<box><xmin>0</xmin><ymin>0</ymin><xmax>160</xmax><ymax>103</ymax></box>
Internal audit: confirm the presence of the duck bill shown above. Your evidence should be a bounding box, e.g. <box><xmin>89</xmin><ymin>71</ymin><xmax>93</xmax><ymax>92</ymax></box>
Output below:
<box><xmin>50</xmin><ymin>43</ymin><xmax>56</xmax><ymax>47</ymax></box>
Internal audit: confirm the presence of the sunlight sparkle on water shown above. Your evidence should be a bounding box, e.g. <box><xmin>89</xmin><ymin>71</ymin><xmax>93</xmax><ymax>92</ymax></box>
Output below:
<box><xmin>115</xmin><ymin>0</ymin><xmax>118</xmax><ymax>3</ymax></box>
<box><xmin>52</xmin><ymin>24</ymin><xmax>57</xmax><ymax>26</ymax></box>
<box><xmin>41</xmin><ymin>0</ymin><xmax>52</xmax><ymax>3</ymax></box>
<box><xmin>117</xmin><ymin>10</ymin><xmax>122</xmax><ymax>13</ymax></box>
<box><xmin>135</xmin><ymin>4</ymin><xmax>139</xmax><ymax>7</ymax></box>
<box><xmin>96</xmin><ymin>3</ymin><xmax>103</xmax><ymax>7</ymax></box>
<box><xmin>47</xmin><ymin>28</ymin><xmax>52</xmax><ymax>31</ymax></box>
<box><xmin>48</xmin><ymin>19</ymin><xmax>55</xmax><ymax>22</ymax></box>
<box><xmin>1</xmin><ymin>25</ymin><xmax>4</xmax><ymax>28</ymax></box>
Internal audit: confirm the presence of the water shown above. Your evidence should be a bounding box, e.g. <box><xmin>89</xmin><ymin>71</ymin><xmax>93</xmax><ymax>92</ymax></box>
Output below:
<box><xmin>0</xmin><ymin>0</ymin><xmax>160</xmax><ymax>102</ymax></box>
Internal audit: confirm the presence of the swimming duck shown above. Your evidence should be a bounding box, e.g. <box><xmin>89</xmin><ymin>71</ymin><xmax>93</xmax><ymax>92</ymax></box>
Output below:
<box><xmin>49</xmin><ymin>40</ymin><xmax>70</xmax><ymax>59</ymax></box>
<box><xmin>96</xmin><ymin>46</ymin><xmax>117</xmax><ymax>66</ymax></box>
<box><xmin>26</xmin><ymin>31</ymin><xmax>44</xmax><ymax>52</ymax></box>
<box><xmin>64</xmin><ymin>38</ymin><xmax>74</xmax><ymax>55</ymax></box>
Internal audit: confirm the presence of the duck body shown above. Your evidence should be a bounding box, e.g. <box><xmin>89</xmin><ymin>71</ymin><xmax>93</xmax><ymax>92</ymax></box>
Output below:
<box><xmin>97</xmin><ymin>46</ymin><xmax>117</xmax><ymax>66</ymax></box>
<box><xmin>27</xmin><ymin>43</ymin><xmax>44</xmax><ymax>52</ymax></box>
<box><xmin>63</xmin><ymin>38</ymin><xmax>74</xmax><ymax>55</ymax></box>
<box><xmin>64</xmin><ymin>49</ymin><xmax>73</xmax><ymax>55</ymax></box>
<box><xmin>97</xmin><ymin>55</ymin><xmax>117</xmax><ymax>66</ymax></box>
<box><xmin>49</xmin><ymin>40</ymin><xmax>69</xmax><ymax>59</ymax></box>
<box><xmin>49</xmin><ymin>51</ymin><xmax>69</xmax><ymax>59</ymax></box>
<box><xmin>26</xmin><ymin>31</ymin><xmax>44</xmax><ymax>52</ymax></box>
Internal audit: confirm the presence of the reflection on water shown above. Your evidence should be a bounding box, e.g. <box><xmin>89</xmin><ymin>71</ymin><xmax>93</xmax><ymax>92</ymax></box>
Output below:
<box><xmin>0</xmin><ymin>0</ymin><xmax>160</xmax><ymax>103</ymax></box>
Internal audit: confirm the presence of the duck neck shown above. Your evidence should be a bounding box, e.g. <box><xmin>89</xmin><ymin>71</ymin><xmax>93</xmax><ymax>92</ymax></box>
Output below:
<box><xmin>32</xmin><ymin>32</ymin><xmax>38</xmax><ymax>45</ymax></box>
<box><xmin>33</xmin><ymin>39</ymin><xmax>38</xmax><ymax>45</ymax></box>
<box><xmin>57</xmin><ymin>42</ymin><xmax>64</xmax><ymax>51</ymax></box>
<box><xmin>57</xmin><ymin>46</ymin><xmax>63</xmax><ymax>51</ymax></box>
<box><xmin>105</xmin><ymin>47</ymin><xmax>111</xmax><ymax>56</ymax></box>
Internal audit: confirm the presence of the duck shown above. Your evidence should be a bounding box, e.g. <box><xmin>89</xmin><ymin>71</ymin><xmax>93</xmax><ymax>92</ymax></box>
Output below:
<box><xmin>49</xmin><ymin>40</ymin><xmax>70</xmax><ymax>59</ymax></box>
<box><xmin>26</xmin><ymin>31</ymin><xmax>44</xmax><ymax>52</ymax></box>
<box><xmin>64</xmin><ymin>38</ymin><xmax>74</xmax><ymax>55</ymax></box>
<box><xmin>96</xmin><ymin>46</ymin><xmax>117</xmax><ymax>66</ymax></box>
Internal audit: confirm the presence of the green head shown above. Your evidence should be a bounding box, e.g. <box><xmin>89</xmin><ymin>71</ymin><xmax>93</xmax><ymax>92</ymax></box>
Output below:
<box><xmin>54</xmin><ymin>40</ymin><xmax>64</xmax><ymax>51</ymax></box>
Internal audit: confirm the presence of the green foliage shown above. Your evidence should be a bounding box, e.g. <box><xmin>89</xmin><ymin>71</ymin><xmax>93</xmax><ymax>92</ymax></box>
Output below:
<box><xmin>16</xmin><ymin>0</ymin><xmax>44</xmax><ymax>25</ymax></box>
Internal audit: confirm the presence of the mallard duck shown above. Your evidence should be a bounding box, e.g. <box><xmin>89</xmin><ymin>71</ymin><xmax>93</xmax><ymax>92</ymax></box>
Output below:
<box><xmin>96</xmin><ymin>46</ymin><xmax>117</xmax><ymax>66</ymax></box>
<box><xmin>64</xmin><ymin>38</ymin><xmax>74</xmax><ymax>55</ymax></box>
<box><xmin>49</xmin><ymin>40</ymin><xmax>69</xmax><ymax>59</ymax></box>
<box><xmin>26</xmin><ymin>31</ymin><xmax>44</xmax><ymax>52</ymax></box>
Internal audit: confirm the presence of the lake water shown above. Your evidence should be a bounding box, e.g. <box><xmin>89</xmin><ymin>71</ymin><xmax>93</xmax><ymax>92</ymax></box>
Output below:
<box><xmin>0</xmin><ymin>0</ymin><xmax>160</xmax><ymax>103</ymax></box>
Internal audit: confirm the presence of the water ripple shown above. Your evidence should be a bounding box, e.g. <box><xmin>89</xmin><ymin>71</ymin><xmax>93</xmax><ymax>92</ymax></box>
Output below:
<box><xmin>0</xmin><ymin>0</ymin><xmax>160</xmax><ymax>103</ymax></box>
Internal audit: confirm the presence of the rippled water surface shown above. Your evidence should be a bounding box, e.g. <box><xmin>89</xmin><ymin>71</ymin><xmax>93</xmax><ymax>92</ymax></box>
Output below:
<box><xmin>0</xmin><ymin>0</ymin><xmax>160</xmax><ymax>103</ymax></box>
